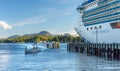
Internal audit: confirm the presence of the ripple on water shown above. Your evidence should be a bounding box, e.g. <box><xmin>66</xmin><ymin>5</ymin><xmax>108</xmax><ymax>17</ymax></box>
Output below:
<box><xmin>0</xmin><ymin>43</ymin><xmax>120</xmax><ymax>71</ymax></box>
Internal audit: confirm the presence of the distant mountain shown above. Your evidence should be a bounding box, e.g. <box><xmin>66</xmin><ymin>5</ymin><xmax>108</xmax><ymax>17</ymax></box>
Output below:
<box><xmin>8</xmin><ymin>35</ymin><xmax>21</xmax><ymax>38</ymax></box>
<box><xmin>23</xmin><ymin>33</ymin><xmax>38</xmax><ymax>37</ymax></box>
<box><xmin>63</xmin><ymin>33</ymin><xmax>71</xmax><ymax>37</ymax></box>
<box><xmin>7</xmin><ymin>31</ymin><xmax>53</xmax><ymax>39</ymax></box>
<box><xmin>23</xmin><ymin>31</ymin><xmax>53</xmax><ymax>36</ymax></box>
<box><xmin>39</xmin><ymin>31</ymin><xmax>53</xmax><ymax>36</ymax></box>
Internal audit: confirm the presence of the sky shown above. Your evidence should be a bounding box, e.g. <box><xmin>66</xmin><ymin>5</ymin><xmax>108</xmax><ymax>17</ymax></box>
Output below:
<box><xmin>0</xmin><ymin>0</ymin><xmax>83</xmax><ymax>38</ymax></box>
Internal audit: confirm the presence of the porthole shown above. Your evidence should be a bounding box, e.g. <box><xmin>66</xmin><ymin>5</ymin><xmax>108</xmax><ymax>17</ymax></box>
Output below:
<box><xmin>99</xmin><ymin>26</ymin><xmax>102</xmax><ymax>29</ymax></box>
<box><xmin>95</xmin><ymin>26</ymin><xmax>97</xmax><ymax>29</ymax></box>
<box><xmin>87</xmin><ymin>28</ymin><xmax>89</xmax><ymax>30</ymax></box>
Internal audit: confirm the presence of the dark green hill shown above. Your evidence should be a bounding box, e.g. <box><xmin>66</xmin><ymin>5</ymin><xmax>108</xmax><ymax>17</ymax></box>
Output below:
<box><xmin>8</xmin><ymin>35</ymin><xmax>21</xmax><ymax>38</ymax></box>
<box><xmin>39</xmin><ymin>31</ymin><xmax>53</xmax><ymax>36</ymax></box>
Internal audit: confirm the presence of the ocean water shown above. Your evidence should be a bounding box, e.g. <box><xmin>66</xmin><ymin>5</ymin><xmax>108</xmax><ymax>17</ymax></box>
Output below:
<box><xmin>0</xmin><ymin>43</ymin><xmax>120</xmax><ymax>71</ymax></box>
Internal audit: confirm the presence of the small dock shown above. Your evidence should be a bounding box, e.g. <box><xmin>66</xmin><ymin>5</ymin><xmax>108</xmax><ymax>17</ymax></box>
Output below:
<box><xmin>46</xmin><ymin>42</ymin><xmax>60</xmax><ymax>48</ymax></box>
<box><xmin>67</xmin><ymin>43</ymin><xmax>120</xmax><ymax>61</ymax></box>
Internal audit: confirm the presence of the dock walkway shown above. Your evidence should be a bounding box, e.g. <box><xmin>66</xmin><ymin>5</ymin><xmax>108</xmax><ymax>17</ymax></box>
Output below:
<box><xmin>67</xmin><ymin>43</ymin><xmax>120</xmax><ymax>61</ymax></box>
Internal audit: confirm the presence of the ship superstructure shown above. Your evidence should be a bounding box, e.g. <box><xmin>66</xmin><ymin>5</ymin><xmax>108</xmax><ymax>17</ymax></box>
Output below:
<box><xmin>75</xmin><ymin>0</ymin><xmax>120</xmax><ymax>43</ymax></box>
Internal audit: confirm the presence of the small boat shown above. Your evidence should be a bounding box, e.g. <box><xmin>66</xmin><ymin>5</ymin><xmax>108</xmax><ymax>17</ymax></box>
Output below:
<box><xmin>25</xmin><ymin>43</ymin><xmax>41</xmax><ymax>54</ymax></box>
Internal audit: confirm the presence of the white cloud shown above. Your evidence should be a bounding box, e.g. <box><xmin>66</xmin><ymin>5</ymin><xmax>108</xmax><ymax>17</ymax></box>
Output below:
<box><xmin>12</xmin><ymin>16</ymin><xmax>47</xmax><ymax>27</ymax></box>
<box><xmin>0</xmin><ymin>21</ymin><xmax>12</xmax><ymax>30</ymax></box>
<box><xmin>64</xmin><ymin>30</ymin><xmax>79</xmax><ymax>36</ymax></box>
<box><xmin>55</xmin><ymin>30</ymin><xmax>79</xmax><ymax>36</ymax></box>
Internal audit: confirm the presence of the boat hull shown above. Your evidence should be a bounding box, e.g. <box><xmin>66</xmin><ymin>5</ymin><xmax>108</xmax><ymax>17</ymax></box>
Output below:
<box><xmin>25</xmin><ymin>48</ymin><xmax>41</xmax><ymax>54</ymax></box>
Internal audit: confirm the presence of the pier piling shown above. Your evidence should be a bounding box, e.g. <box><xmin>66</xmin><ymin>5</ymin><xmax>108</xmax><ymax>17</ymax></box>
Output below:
<box><xmin>67</xmin><ymin>43</ymin><xmax>120</xmax><ymax>61</ymax></box>
<box><xmin>47</xmin><ymin>42</ymin><xmax>60</xmax><ymax>48</ymax></box>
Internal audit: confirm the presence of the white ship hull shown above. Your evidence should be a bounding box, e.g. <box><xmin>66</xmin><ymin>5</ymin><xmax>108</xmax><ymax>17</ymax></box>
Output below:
<box><xmin>75</xmin><ymin>22</ymin><xmax>120</xmax><ymax>43</ymax></box>
<box><xmin>76</xmin><ymin>0</ymin><xmax>120</xmax><ymax>43</ymax></box>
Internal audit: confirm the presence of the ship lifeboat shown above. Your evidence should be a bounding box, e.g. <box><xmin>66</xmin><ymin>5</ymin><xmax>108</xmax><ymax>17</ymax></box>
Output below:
<box><xmin>116</xmin><ymin>24</ymin><xmax>120</xmax><ymax>28</ymax></box>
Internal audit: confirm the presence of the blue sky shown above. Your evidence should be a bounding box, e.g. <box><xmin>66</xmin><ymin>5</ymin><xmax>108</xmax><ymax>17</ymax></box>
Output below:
<box><xmin>0</xmin><ymin>0</ymin><xmax>83</xmax><ymax>38</ymax></box>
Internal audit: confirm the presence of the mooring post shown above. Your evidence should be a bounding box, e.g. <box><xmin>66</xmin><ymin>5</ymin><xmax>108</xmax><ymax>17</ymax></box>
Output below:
<box><xmin>107</xmin><ymin>44</ymin><xmax>110</xmax><ymax>59</ymax></box>
<box><xmin>78</xmin><ymin>45</ymin><xmax>80</xmax><ymax>52</ymax></box>
<box><xmin>116</xmin><ymin>44</ymin><xmax>119</xmax><ymax>60</ymax></box>
<box><xmin>99</xmin><ymin>44</ymin><xmax>102</xmax><ymax>57</ymax></box>
<box><xmin>67</xmin><ymin>43</ymin><xmax>69</xmax><ymax>51</ymax></box>
<box><xmin>101</xmin><ymin>44</ymin><xmax>104</xmax><ymax>57</ymax></box>
<box><xmin>94</xmin><ymin>44</ymin><xmax>96</xmax><ymax>56</ymax></box>
<box><xmin>109</xmin><ymin>44</ymin><xmax>112</xmax><ymax>60</ymax></box>
<box><xmin>81</xmin><ymin>44</ymin><xmax>83</xmax><ymax>53</ymax></box>
<box><xmin>96</xmin><ymin>44</ymin><xmax>98</xmax><ymax>56</ymax></box>
<box><xmin>81</xmin><ymin>44</ymin><xmax>84</xmax><ymax>53</ymax></box>
<box><xmin>87</xmin><ymin>44</ymin><xmax>89</xmax><ymax>54</ymax></box>
<box><xmin>113</xmin><ymin>43</ymin><xmax>116</xmax><ymax>60</ymax></box>
<box><xmin>89</xmin><ymin>44</ymin><xmax>92</xmax><ymax>55</ymax></box>
<box><xmin>91</xmin><ymin>44</ymin><xmax>93</xmax><ymax>55</ymax></box>
<box><xmin>93</xmin><ymin>44</ymin><xmax>95</xmax><ymax>56</ymax></box>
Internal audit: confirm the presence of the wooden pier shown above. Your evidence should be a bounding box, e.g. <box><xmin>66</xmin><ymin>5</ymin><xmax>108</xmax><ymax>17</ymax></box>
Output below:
<box><xmin>67</xmin><ymin>43</ymin><xmax>120</xmax><ymax>61</ymax></box>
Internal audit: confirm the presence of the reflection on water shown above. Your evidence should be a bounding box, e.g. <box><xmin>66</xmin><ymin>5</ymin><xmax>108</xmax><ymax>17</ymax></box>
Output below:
<box><xmin>0</xmin><ymin>43</ymin><xmax>120</xmax><ymax>71</ymax></box>
<box><xmin>76</xmin><ymin>53</ymin><xmax>120</xmax><ymax>71</ymax></box>
<box><xmin>0</xmin><ymin>54</ymin><xmax>9</xmax><ymax>70</ymax></box>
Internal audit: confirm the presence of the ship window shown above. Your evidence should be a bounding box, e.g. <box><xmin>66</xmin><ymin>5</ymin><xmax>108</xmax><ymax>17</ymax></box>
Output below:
<box><xmin>87</xmin><ymin>28</ymin><xmax>89</xmax><ymax>30</ymax></box>
<box><xmin>95</xmin><ymin>26</ymin><xmax>97</xmax><ymax>29</ymax></box>
<box><xmin>99</xmin><ymin>26</ymin><xmax>102</xmax><ymax>29</ymax></box>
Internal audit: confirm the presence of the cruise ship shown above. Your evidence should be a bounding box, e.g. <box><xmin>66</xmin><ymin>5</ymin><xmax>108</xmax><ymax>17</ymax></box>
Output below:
<box><xmin>75</xmin><ymin>0</ymin><xmax>120</xmax><ymax>43</ymax></box>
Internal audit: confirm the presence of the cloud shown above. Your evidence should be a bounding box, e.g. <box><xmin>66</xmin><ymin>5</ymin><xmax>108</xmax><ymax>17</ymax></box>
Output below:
<box><xmin>12</xmin><ymin>16</ymin><xmax>47</xmax><ymax>27</ymax></box>
<box><xmin>0</xmin><ymin>21</ymin><xmax>12</xmax><ymax>30</ymax></box>
<box><xmin>55</xmin><ymin>30</ymin><xmax>79</xmax><ymax>36</ymax></box>
<box><xmin>64</xmin><ymin>30</ymin><xmax>79</xmax><ymax>36</ymax></box>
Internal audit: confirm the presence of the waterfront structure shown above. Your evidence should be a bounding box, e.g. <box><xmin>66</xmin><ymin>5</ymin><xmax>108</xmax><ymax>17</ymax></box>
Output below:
<box><xmin>46</xmin><ymin>42</ymin><xmax>60</xmax><ymax>48</ymax></box>
<box><xmin>75</xmin><ymin>0</ymin><xmax>120</xmax><ymax>43</ymax></box>
<box><xmin>67</xmin><ymin>43</ymin><xmax>120</xmax><ymax>60</ymax></box>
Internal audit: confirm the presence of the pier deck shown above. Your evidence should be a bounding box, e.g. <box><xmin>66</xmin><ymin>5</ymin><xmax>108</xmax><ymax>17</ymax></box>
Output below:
<box><xmin>67</xmin><ymin>43</ymin><xmax>120</xmax><ymax>61</ymax></box>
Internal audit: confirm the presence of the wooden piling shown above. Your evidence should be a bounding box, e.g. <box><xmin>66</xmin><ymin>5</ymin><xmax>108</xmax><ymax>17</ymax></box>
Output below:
<box><xmin>67</xmin><ymin>43</ymin><xmax>120</xmax><ymax>61</ymax></box>
<box><xmin>47</xmin><ymin>42</ymin><xmax>60</xmax><ymax>48</ymax></box>
<box><xmin>47</xmin><ymin>43</ymin><xmax>51</xmax><ymax>48</ymax></box>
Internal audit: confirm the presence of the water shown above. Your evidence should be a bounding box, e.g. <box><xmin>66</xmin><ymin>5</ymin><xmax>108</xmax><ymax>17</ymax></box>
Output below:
<box><xmin>0</xmin><ymin>43</ymin><xmax>120</xmax><ymax>71</ymax></box>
